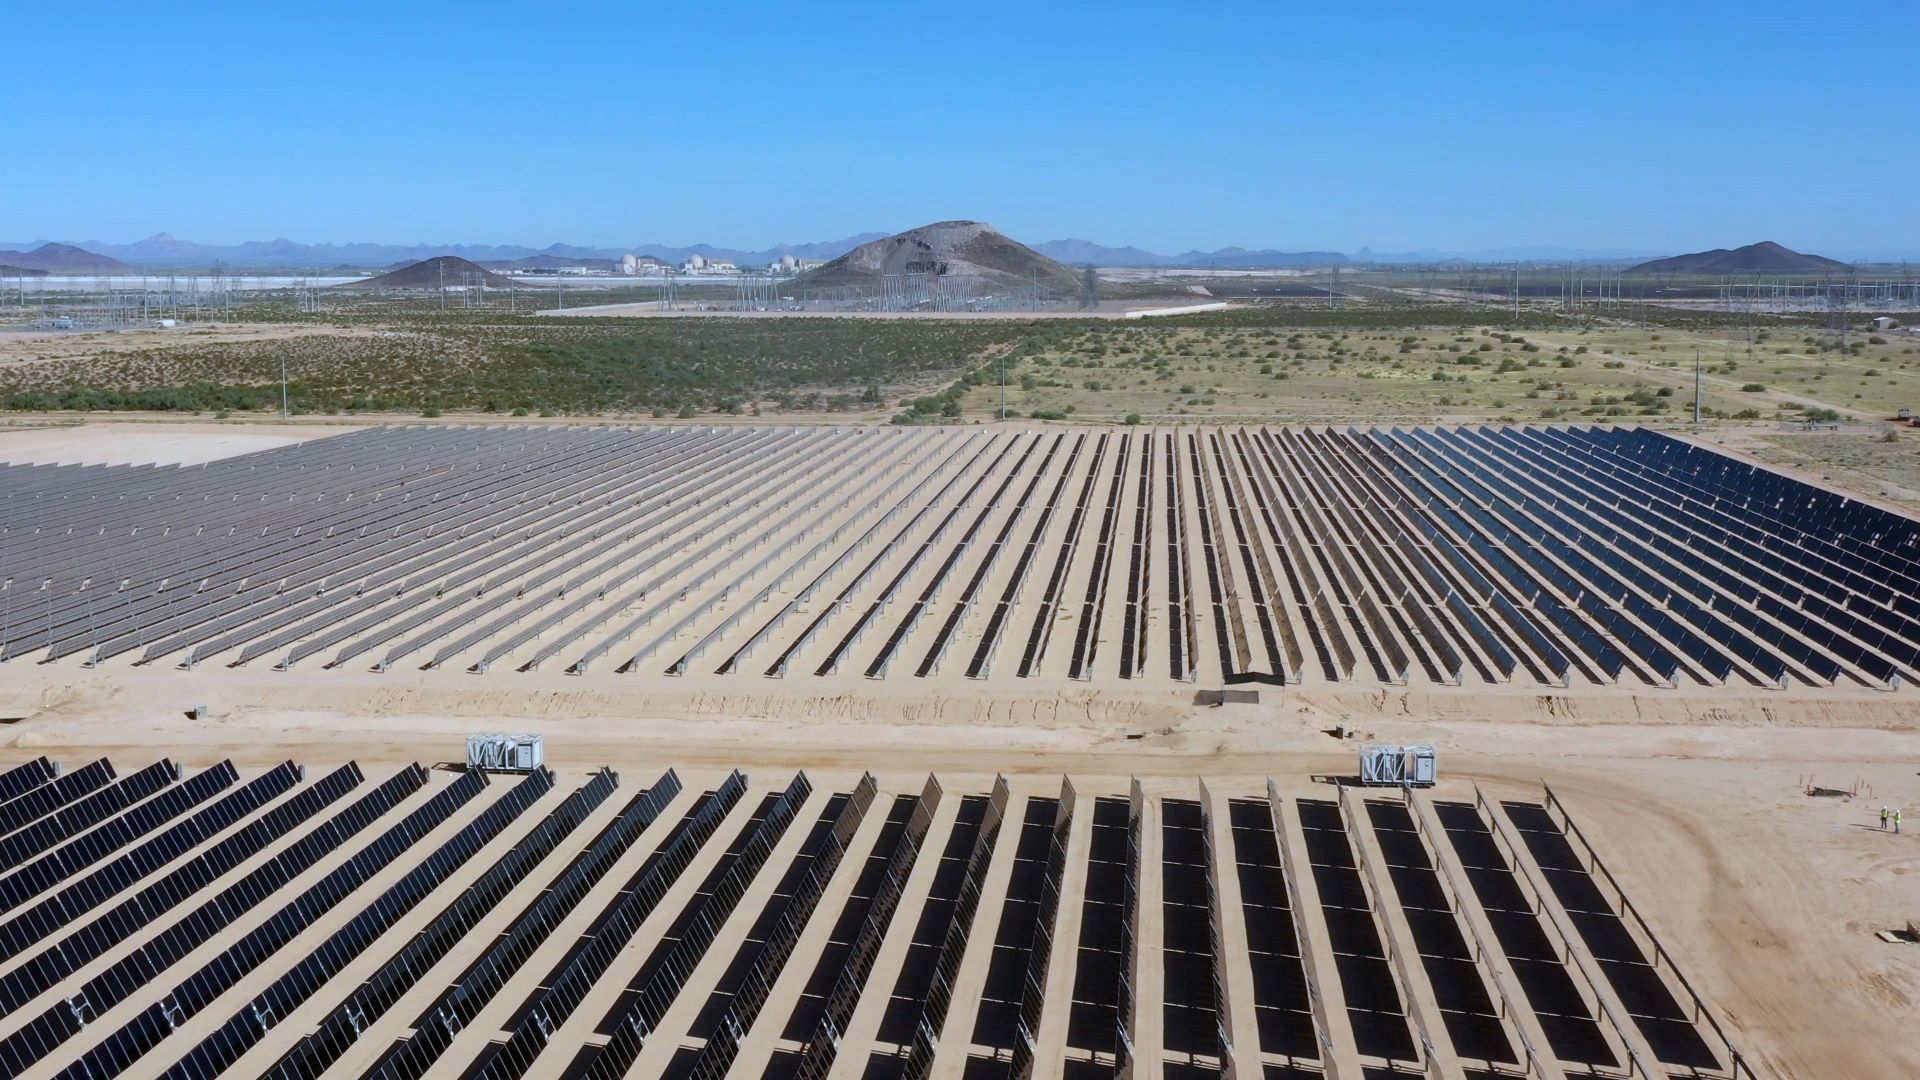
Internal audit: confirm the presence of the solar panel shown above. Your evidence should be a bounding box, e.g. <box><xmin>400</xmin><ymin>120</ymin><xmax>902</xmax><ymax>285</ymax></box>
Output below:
<box><xmin>789</xmin><ymin>775</ymin><xmax>943</xmax><ymax>1080</ymax></box>
<box><xmin>896</xmin><ymin>776</ymin><xmax>1009</xmax><ymax>1080</ymax></box>
<box><xmin>165</xmin><ymin>769</ymin><xmax>553</xmax><ymax>1079</ymax></box>
<box><xmin>263</xmin><ymin>768</ymin><xmax>616</xmax><ymax>1080</ymax></box>
<box><xmin>1294</xmin><ymin>799</ymin><xmax>1417</xmax><ymax>1063</ymax></box>
<box><xmin>683</xmin><ymin>774</ymin><xmax>878</xmax><ymax>1080</ymax></box>
<box><xmin>0</xmin><ymin>758</ymin><xmax>115</xmax><ymax>838</ymax></box>
<box><xmin>62</xmin><ymin>765</ymin><xmax>471</xmax><ymax>1080</ymax></box>
<box><xmin>969</xmin><ymin>782</ymin><xmax>1073</xmax><ymax>1080</ymax></box>
<box><xmin>468</xmin><ymin>771</ymin><xmax>747</xmax><ymax>1080</ymax></box>
<box><xmin>362</xmin><ymin>769</ymin><xmax>683</xmax><ymax>1080</ymax></box>
<box><xmin>0</xmin><ymin>762</ymin><xmax>385</xmax><ymax>1071</ymax></box>
<box><xmin>1501</xmin><ymin>802</ymin><xmax>1720</xmax><ymax>1070</ymax></box>
<box><xmin>0</xmin><ymin>757</ymin><xmax>57</xmax><ymax>804</ymax></box>
<box><xmin>0</xmin><ymin>761</ymin><xmax>234</xmax><ymax>915</ymax></box>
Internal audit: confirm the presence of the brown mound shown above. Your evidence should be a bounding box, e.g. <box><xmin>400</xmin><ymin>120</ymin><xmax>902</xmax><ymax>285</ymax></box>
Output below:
<box><xmin>342</xmin><ymin>256</ymin><xmax>521</xmax><ymax>290</ymax></box>
<box><xmin>1628</xmin><ymin>241</ymin><xmax>1849</xmax><ymax>275</ymax></box>
<box><xmin>790</xmin><ymin>220</ymin><xmax>1082</xmax><ymax>295</ymax></box>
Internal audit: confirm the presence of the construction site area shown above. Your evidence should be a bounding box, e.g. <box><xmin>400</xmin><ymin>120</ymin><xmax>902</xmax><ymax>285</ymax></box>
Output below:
<box><xmin>13</xmin><ymin>2</ymin><xmax>1920</xmax><ymax>1075</ymax></box>
<box><xmin>0</xmin><ymin>420</ymin><xmax>1915</xmax><ymax>1080</ymax></box>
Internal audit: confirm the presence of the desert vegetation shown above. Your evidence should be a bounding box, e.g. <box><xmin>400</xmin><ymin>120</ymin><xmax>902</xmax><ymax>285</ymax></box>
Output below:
<box><xmin>1</xmin><ymin>291</ymin><xmax>1913</xmax><ymax>432</ymax></box>
<box><xmin>0</xmin><ymin>311</ymin><xmax>1027</xmax><ymax>417</ymax></box>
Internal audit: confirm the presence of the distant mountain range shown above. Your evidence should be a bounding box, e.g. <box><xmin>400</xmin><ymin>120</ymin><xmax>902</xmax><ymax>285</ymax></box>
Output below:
<box><xmin>0</xmin><ymin>231</ymin><xmax>1909</xmax><ymax>272</ymax></box>
<box><xmin>1035</xmin><ymin>240</ymin><xmax>1349</xmax><ymax>268</ymax></box>
<box><xmin>0</xmin><ymin>233</ymin><xmax>892</xmax><ymax>271</ymax></box>
<box><xmin>0</xmin><ymin>231</ymin><xmax>1356</xmax><ymax>272</ymax></box>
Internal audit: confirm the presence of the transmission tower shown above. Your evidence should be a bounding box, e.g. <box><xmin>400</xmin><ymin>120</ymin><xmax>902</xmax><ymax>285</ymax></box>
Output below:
<box><xmin>1825</xmin><ymin>269</ymin><xmax>1852</xmax><ymax>353</ymax></box>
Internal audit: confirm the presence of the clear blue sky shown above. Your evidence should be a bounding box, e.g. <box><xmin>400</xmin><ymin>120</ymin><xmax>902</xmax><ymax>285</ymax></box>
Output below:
<box><xmin>7</xmin><ymin>1</ymin><xmax>1915</xmax><ymax>256</ymax></box>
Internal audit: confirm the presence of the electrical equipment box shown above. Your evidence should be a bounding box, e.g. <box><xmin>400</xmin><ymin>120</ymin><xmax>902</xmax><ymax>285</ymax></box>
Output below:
<box><xmin>1359</xmin><ymin>744</ymin><xmax>1437</xmax><ymax>786</ymax></box>
<box><xmin>466</xmin><ymin>733</ymin><xmax>544</xmax><ymax>773</ymax></box>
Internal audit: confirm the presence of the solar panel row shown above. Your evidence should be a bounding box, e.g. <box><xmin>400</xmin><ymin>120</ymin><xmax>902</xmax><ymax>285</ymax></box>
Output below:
<box><xmin>0</xmin><ymin>759</ymin><xmax>114</xmax><ymax>839</ymax></box>
<box><xmin>475</xmin><ymin>771</ymin><xmax>747</xmax><ymax>1079</ymax></box>
<box><xmin>161</xmin><ymin>768</ymin><xmax>556</xmax><ymax>1079</ymax></box>
<box><xmin>0</xmin><ymin>762</ymin><xmax>377</xmax><ymax>1074</ymax></box>
<box><xmin>55</xmin><ymin>766</ymin><xmax>474</xmax><ymax>1080</ymax></box>
<box><xmin>789</xmin><ymin>776</ymin><xmax>943</xmax><ymax>1080</ymax></box>
<box><xmin>897</xmin><ymin>776</ymin><xmax>1010</xmax><ymax>1080</ymax></box>
<box><xmin>682</xmin><ymin>775</ymin><xmax>878</xmax><ymax>1080</ymax></box>
<box><xmin>0</xmin><ymin>762</ymin><xmax>1748</xmax><ymax>1080</ymax></box>
<box><xmin>0</xmin><ymin>762</ymin><xmax>296</xmax><ymax>967</ymax></box>
<box><xmin>1113</xmin><ymin>782</ymin><xmax>1145</xmax><ymax>1079</ymax></box>
<box><xmin>984</xmin><ymin>781</ymin><xmax>1074</xmax><ymax>1080</ymax></box>
<box><xmin>362</xmin><ymin>770</ymin><xmax>682</xmax><ymax>1080</ymax></box>
<box><xmin>5</xmin><ymin>424</ymin><xmax>1913</xmax><ymax>689</ymax></box>
<box><xmin>263</xmin><ymin>768</ymin><xmax>618</xmax><ymax>1080</ymax></box>
<box><xmin>585</xmin><ymin>773</ymin><xmax>814</xmax><ymax>1078</ymax></box>
<box><xmin>0</xmin><ymin>762</ymin><xmax>229</xmax><ymax>913</ymax></box>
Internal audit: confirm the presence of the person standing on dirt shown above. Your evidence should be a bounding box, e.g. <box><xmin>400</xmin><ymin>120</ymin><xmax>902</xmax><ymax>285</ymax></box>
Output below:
<box><xmin>1897</xmin><ymin>808</ymin><xmax>1904</xmax><ymax>835</ymax></box>
<box><xmin>1883</xmin><ymin>806</ymin><xmax>1891</xmax><ymax>830</ymax></box>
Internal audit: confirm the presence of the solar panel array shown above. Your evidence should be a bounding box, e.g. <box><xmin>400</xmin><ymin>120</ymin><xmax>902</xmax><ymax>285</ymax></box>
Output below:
<box><xmin>5</xmin><ymin>424</ymin><xmax>1913</xmax><ymax>690</ymax></box>
<box><xmin>0</xmin><ymin>760</ymin><xmax>1752</xmax><ymax>1080</ymax></box>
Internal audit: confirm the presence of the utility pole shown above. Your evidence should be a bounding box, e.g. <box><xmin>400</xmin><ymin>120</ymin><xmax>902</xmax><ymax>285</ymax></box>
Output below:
<box><xmin>280</xmin><ymin>354</ymin><xmax>290</xmax><ymax>418</ymax></box>
<box><xmin>1694</xmin><ymin>347</ymin><xmax>1703</xmax><ymax>425</ymax></box>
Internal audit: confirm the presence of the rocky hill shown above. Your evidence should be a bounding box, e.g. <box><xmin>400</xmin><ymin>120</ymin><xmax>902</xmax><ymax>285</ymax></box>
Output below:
<box><xmin>792</xmin><ymin>221</ymin><xmax>1082</xmax><ymax>295</ymax></box>
<box><xmin>0</xmin><ymin>264</ymin><xmax>48</xmax><ymax>278</ymax></box>
<box><xmin>341</xmin><ymin>256</ymin><xmax>521</xmax><ymax>290</ymax></box>
<box><xmin>1628</xmin><ymin>241</ymin><xmax>1849</xmax><ymax>275</ymax></box>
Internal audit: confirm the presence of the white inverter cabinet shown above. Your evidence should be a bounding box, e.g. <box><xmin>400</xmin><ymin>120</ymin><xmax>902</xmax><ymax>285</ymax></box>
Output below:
<box><xmin>1359</xmin><ymin>744</ymin><xmax>1437</xmax><ymax>787</ymax></box>
<box><xmin>466</xmin><ymin>733</ymin><xmax>544</xmax><ymax>773</ymax></box>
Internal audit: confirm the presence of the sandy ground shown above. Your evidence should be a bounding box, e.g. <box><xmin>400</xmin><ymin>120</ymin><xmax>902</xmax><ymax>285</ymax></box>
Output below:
<box><xmin>0</xmin><ymin>420</ymin><xmax>346</xmax><ymax>465</ymax></box>
<box><xmin>0</xmin><ymin>323</ymin><xmax>380</xmax><ymax>368</ymax></box>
